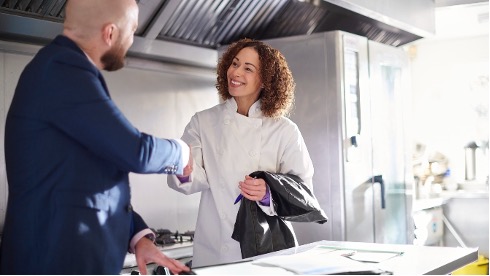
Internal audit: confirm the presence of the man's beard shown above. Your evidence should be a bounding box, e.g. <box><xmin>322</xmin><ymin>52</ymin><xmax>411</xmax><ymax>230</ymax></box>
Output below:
<box><xmin>101</xmin><ymin>40</ymin><xmax>126</xmax><ymax>71</ymax></box>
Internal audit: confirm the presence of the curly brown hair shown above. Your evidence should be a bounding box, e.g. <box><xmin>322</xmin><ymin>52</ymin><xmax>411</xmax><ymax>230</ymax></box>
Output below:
<box><xmin>216</xmin><ymin>38</ymin><xmax>295</xmax><ymax>118</ymax></box>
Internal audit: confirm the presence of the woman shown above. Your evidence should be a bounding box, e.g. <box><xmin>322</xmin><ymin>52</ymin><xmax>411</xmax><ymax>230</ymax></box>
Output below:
<box><xmin>167</xmin><ymin>38</ymin><xmax>321</xmax><ymax>267</ymax></box>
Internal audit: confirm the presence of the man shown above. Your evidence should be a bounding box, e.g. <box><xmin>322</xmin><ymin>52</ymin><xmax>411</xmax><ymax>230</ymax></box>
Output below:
<box><xmin>0</xmin><ymin>0</ymin><xmax>191</xmax><ymax>274</ymax></box>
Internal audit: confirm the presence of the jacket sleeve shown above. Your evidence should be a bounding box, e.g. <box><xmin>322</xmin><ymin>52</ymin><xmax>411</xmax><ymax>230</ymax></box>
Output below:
<box><xmin>167</xmin><ymin>113</ymin><xmax>210</xmax><ymax>194</ymax></box>
<box><xmin>43</xmin><ymin>55</ymin><xmax>184</xmax><ymax>175</ymax></box>
<box><xmin>278</xmin><ymin>123</ymin><xmax>315</xmax><ymax>190</ymax></box>
<box><xmin>249</xmin><ymin>171</ymin><xmax>328</xmax><ymax>223</ymax></box>
<box><xmin>129</xmin><ymin>210</ymin><xmax>149</xmax><ymax>241</ymax></box>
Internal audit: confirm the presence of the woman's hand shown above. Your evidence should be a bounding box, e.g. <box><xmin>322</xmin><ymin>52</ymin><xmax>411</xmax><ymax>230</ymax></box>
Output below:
<box><xmin>239</xmin><ymin>175</ymin><xmax>267</xmax><ymax>201</ymax></box>
<box><xmin>179</xmin><ymin>145</ymin><xmax>193</xmax><ymax>178</ymax></box>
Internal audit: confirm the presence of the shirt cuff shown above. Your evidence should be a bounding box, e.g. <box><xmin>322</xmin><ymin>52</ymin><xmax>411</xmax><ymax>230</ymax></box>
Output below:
<box><xmin>129</xmin><ymin>229</ymin><xmax>155</xmax><ymax>253</ymax></box>
<box><xmin>175</xmin><ymin>139</ymin><xmax>189</xmax><ymax>170</ymax></box>
<box><xmin>177</xmin><ymin>175</ymin><xmax>191</xmax><ymax>183</ymax></box>
<box><xmin>259</xmin><ymin>185</ymin><xmax>271</xmax><ymax>206</ymax></box>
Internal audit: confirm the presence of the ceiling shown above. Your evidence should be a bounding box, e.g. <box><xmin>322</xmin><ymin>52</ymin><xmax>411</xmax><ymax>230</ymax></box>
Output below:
<box><xmin>0</xmin><ymin>0</ymin><xmax>437</xmax><ymax>68</ymax></box>
<box><xmin>434</xmin><ymin>1</ymin><xmax>488</xmax><ymax>39</ymax></box>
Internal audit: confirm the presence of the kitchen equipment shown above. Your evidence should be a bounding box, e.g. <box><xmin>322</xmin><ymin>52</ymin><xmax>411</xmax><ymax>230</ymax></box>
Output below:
<box><xmin>264</xmin><ymin>31</ymin><xmax>413</xmax><ymax>244</ymax></box>
<box><xmin>464</xmin><ymin>141</ymin><xmax>488</xmax><ymax>182</ymax></box>
<box><xmin>465</xmin><ymin>141</ymin><xmax>478</xmax><ymax>181</ymax></box>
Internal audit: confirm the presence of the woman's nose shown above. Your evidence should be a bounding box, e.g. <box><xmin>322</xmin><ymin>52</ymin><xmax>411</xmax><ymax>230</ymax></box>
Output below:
<box><xmin>233</xmin><ymin>66</ymin><xmax>244</xmax><ymax>76</ymax></box>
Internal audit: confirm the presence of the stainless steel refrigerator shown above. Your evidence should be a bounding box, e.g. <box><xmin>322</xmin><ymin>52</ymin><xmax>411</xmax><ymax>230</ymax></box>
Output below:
<box><xmin>265</xmin><ymin>31</ymin><xmax>414</xmax><ymax>245</ymax></box>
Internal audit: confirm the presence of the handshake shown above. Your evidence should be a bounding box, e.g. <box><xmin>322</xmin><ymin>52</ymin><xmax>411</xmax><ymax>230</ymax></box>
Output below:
<box><xmin>180</xmin><ymin>144</ymin><xmax>193</xmax><ymax>178</ymax></box>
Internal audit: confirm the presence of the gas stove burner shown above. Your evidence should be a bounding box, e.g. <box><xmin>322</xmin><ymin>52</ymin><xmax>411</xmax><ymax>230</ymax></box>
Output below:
<box><xmin>153</xmin><ymin>229</ymin><xmax>176</xmax><ymax>245</ymax></box>
<box><xmin>152</xmin><ymin>229</ymin><xmax>194</xmax><ymax>246</ymax></box>
<box><xmin>176</xmin><ymin>230</ymin><xmax>194</xmax><ymax>242</ymax></box>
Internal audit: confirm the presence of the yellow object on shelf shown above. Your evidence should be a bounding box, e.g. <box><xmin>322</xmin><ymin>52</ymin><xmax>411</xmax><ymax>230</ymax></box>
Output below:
<box><xmin>452</xmin><ymin>255</ymin><xmax>489</xmax><ymax>275</ymax></box>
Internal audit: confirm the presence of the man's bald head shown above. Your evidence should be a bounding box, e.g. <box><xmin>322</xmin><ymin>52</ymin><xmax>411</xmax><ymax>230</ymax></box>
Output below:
<box><xmin>64</xmin><ymin>0</ymin><xmax>138</xmax><ymax>39</ymax></box>
<box><xmin>62</xmin><ymin>0</ymin><xmax>139</xmax><ymax>70</ymax></box>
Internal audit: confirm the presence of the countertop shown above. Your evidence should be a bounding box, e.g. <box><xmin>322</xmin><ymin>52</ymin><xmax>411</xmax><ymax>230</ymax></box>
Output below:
<box><xmin>192</xmin><ymin>240</ymin><xmax>478</xmax><ymax>275</ymax></box>
<box><xmin>413</xmin><ymin>188</ymin><xmax>488</xmax><ymax>211</ymax></box>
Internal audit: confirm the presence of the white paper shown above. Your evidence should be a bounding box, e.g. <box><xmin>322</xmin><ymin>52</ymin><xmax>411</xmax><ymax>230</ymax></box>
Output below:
<box><xmin>194</xmin><ymin>261</ymin><xmax>293</xmax><ymax>275</ymax></box>
<box><xmin>347</xmin><ymin>251</ymin><xmax>401</xmax><ymax>263</ymax></box>
<box><xmin>252</xmin><ymin>247</ymin><xmax>385</xmax><ymax>275</ymax></box>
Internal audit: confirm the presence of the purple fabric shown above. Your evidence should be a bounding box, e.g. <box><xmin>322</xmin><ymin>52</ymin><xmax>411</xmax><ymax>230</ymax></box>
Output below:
<box><xmin>177</xmin><ymin>175</ymin><xmax>190</xmax><ymax>183</ymax></box>
<box><xmin>259</xmin><ymin>185</ymin><xmax>270</xmax><ymax>206</ymax></box>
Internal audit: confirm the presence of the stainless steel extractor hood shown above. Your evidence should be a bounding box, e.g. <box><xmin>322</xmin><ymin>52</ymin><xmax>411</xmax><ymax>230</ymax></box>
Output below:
<box><xmin>0</xmin><ymin>0</ymin><xmax>436</xmax><ymax>68</ymax></box>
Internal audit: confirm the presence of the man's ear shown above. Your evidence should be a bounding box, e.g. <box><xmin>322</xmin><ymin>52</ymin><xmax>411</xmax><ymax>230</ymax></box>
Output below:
<box><xmin>101</xmin><ymin>23</ymin><xmax>117</xmax><ymax>47</ymax></box>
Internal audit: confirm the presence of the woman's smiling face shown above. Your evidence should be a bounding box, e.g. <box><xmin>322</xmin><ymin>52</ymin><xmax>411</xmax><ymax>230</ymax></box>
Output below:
<box><xmin>227</xmin><ymin>47</ymin><xmax>263</xmax><ymax>102</ymax></box>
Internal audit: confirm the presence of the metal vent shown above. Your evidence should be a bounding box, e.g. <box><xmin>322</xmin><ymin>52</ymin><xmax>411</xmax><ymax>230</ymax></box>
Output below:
<box><xmin>154</xmin><ymin>0</ymin><xmax>289</xmax><ymax>48</ymax></box>
<box><xmin>151</xmin><ymin>0</ymin><xmax>421</xmax><ymax>48</ymax></box>
<box><xmin>0</xmin><ymin>0</ymin><xmax>424</xmax><ymax>50</ymax></box>
<box><xmin>0</xmin><ymin>0</ymin><xmax>66</xmax><ymax>20</ymax></box>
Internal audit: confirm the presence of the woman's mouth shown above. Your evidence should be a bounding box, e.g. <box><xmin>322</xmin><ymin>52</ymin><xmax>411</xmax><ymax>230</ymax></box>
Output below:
<box><xmin>230</xmin><ymin>79</ymin><xmax>243</xmax><ymax>87</ymax></box>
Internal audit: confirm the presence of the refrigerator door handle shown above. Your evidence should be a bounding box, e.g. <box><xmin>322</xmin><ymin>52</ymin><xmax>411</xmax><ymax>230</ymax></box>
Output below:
<box><xmin>372</xmin><ymin>175</ymin><xmax>386</xmax><ymax>209</ymax></box>
<box><xmin>350</xmin><ymin>135</ymin><xmax>358</xmax><ymax>147</ymax></box>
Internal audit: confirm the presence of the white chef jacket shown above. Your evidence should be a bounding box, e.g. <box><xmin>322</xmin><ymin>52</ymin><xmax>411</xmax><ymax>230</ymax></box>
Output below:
<box><xmin>167</xmin><ymin>98</ymin><xmax>314</xmax><ymax>267</ymax></box>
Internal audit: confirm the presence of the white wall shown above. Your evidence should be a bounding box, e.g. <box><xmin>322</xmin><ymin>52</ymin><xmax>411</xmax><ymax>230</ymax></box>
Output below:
<box><xmin>0</xmin><ymin>43</ymin><xmax>219</xmax><ymax>233</ymax></box>
<box><xmin>408</xmin><ymin>3</ymin><xmax>489</xmax><ymax>183</ymax></box>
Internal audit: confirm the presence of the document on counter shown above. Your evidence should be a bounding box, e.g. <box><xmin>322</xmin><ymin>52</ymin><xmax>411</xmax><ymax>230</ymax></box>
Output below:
<box><xmin>313</xmin><ymin>245</ymin><xmax>404</xmax><ymax>263</ymax></box>
<box><xmin>193</xmin><ymin>245</ymin><xmax>399</xmax><ymax>275</ymax></box>
<box><xmin>252</xmin><ymin>246</ymin><xmax>393</xmax><ymax>275</ymax></box>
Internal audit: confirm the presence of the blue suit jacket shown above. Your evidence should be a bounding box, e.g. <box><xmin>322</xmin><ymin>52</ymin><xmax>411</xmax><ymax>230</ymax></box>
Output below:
<box><xmin>0</xmin><ymin>35</ymin><xmax>184</xmax><ymax>274</ymax></box>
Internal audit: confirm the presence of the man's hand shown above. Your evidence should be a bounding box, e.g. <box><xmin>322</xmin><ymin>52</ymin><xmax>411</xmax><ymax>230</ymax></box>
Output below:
<box><xmin>134</xmin><ymin>237</ymin><xmax>190</xmax><ymax>275</ymax></box>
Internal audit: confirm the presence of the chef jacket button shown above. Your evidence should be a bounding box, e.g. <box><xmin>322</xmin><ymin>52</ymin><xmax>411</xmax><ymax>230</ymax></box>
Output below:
<box><xmin>126</xmin><ymin>204</ymin><xmax>133</xmax><ymax>213</ymax></box>
<box><xmin>222</xmin><ymin>245</ymin><xmax>228</xmax><ymax>252</ymax></box>
<box><xmin>249</xmin><ymin>151</ymin><xmax>256</xmax><ymax>157</ymax></box>
<box><xmin>223</xmin><ymin>119</ymin><xmax>230</xmax><ymax>125</ymax></box>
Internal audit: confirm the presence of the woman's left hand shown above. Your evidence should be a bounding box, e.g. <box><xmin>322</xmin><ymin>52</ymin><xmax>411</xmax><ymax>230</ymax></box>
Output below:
<box><xmin>239</xmin><ymin>175</ymin><xmax>267</xmax><ymax>201</ymax></box>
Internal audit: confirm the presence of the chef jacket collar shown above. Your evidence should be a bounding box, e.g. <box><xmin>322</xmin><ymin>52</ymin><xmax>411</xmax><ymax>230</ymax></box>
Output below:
<box><xmin>227</xmin><ymin>98</ymin><xmax>263</xmax><ymax>118</ymax></box>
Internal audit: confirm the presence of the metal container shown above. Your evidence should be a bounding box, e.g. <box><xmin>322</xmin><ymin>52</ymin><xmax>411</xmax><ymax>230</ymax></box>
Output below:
<box><xmin>464</xmin><ymin>141</ymin><xmax>488</xmax><ymax>182</ymax></box>
<box><xmin>465</xmin><ymin>142</ymin><xmax>478</xmax><ymax>181</ymax></box>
